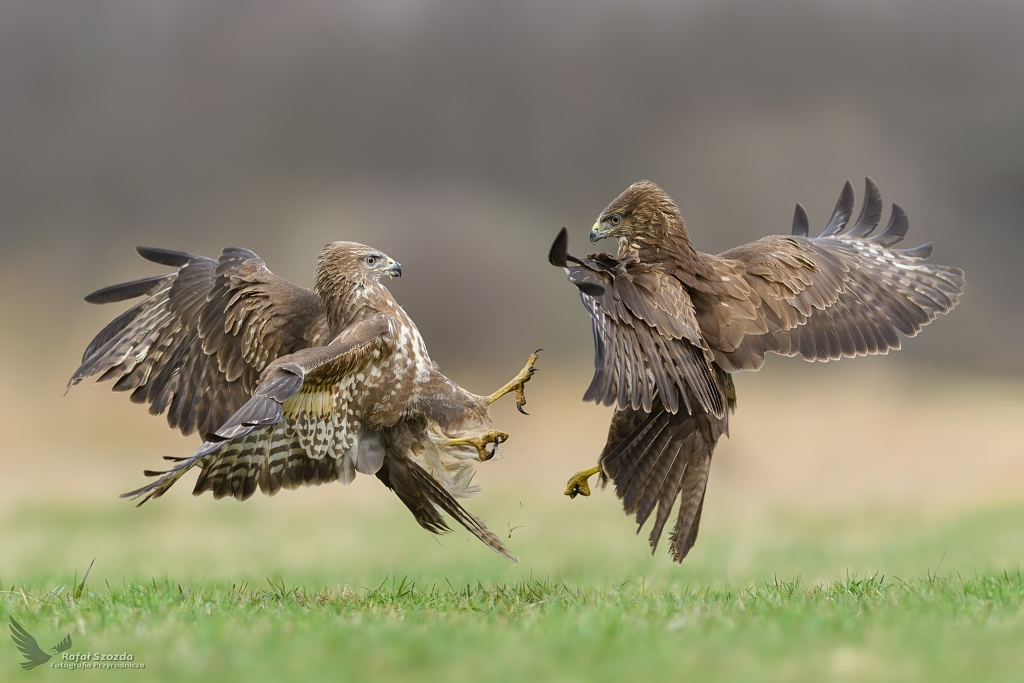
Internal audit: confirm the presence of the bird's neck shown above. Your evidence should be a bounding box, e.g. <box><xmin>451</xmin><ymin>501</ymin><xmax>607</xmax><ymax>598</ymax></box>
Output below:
<box><xmin>319</xmin><ymin>279</ymin><xmax>398</xmax><ymax>338</ymax></box>
<box><xmin>621</xmin><ymin>213</ymin><xmax>714</xmax><ymax>285</ymax></box>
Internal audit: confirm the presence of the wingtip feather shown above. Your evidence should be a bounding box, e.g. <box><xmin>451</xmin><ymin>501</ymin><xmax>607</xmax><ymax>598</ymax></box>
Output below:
<box><xmin>845</xmin><ymin>177</ymin><xmax>884</xmax><ymax>238</ymax></box>
<box><xmin>819</xmin><ymin>180</ymin><xmax>856</xmax><ymax>237</ymax></box>
<box><xmin>872</xmin><ymin>203</ymin><xmax>910</xmax><ymax>247</ymax></box>
<box><xmin>791</xmin><ymin>203</ymin><xmax>809</xmax><ymax>237</ymax></box>
<box><xmin>136</xmin><ymin>246</ymin><xmax>196</xmax><ymax>267</ymax></box>
<box><xmin>549</xmin><ymin>227</ymin><xmax>569</xmax><ymax>267</ymax></box>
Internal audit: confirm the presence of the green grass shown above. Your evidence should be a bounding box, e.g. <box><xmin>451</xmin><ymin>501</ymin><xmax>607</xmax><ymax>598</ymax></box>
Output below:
<box><xmin>5</xmin><ymin>572</ymin><xmax>1024</xmax><ymax>682</ymax></box>
<box><xmin>4</xmin><ymin>494</ymin><xmax>1024</xmax><ymax>682</ymax></box>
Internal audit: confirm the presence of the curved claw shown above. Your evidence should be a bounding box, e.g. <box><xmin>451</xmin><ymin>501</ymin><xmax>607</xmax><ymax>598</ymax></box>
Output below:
<box><xmin>564</xmin><ymin>466</ymin><xmax>600</xmax><ymax>499</ymax></box>
<box><xmin>481</xmin><ymin>434</ymin><xmax>506</xmax><ymax>461</ymax></box>
<box><xmin>491</xmin><ymin>348</ymin><xmax>541</xmax><ymax>415</ymax></box>
<box><xmin>518</xmin><ymin>350</ymin><xmax>541</xmax><ymax>415</ymax></box>
<box><xmin>448</xmin><ymin>430</ymin><xmax>509</xmax><ymax>462</ymax></box>
<box><xmin>565</xmin><ymin>480</ymin><xmax>589</xmax><ymax>499</ymax></box>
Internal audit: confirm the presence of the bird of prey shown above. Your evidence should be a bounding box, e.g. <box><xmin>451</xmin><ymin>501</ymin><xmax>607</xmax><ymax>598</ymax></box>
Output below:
<box><xmin>69</xmin><ymin>242</ymin><xmax>539</xmax><ymax>561</ymax></box>
<box><xmin>550</xmin><ymin>178</ymin><xmax>964</xmax><ymax>563</ymax></box>
<box><xmin>8</xmin><ymin>617</ymin><xmax>72</xmax><ymax>670</ymax></box>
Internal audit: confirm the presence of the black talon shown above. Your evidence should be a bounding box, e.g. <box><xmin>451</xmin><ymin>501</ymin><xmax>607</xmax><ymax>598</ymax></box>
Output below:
<box><xmin>517</xmin><ymin>403</ymin><xmax>529</xmax><ymax>416</ymax></box>
<box><xmin>484</xmin><ymin>435</ymin><xmax>505</xmax><ymax>460</ymax></box>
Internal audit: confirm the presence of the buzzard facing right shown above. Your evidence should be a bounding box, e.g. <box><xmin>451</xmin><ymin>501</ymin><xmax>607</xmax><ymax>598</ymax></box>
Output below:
<box><xmin>70</xmin><ymin>241</ymin><xmax>539</xmax><ymax>561</ymax></box>
<box><xmin>552</xmin><ymin>178</ymin><xmax>964</xmax><ymax>563</ymax></box>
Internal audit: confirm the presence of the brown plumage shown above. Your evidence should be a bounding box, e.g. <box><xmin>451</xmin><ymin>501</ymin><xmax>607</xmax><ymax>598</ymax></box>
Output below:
<box><xmin>71</xmin><ymin>242</ymin><xmax>531</xmax><ymax>561</ymax></box>
<box><xmin>552</xmin><ymin>178</ymin><xmax>964</xmax><ymax>563</ymax></box>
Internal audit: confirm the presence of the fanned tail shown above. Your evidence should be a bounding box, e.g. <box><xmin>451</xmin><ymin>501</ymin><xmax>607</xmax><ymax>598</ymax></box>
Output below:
<box><xmin>600</xmin><ymin>393</ymin><xmax>730</xmax><ymax>563</ymax></box>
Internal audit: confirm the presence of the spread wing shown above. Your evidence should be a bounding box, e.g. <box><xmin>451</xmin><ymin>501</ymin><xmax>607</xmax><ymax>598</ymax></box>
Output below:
<box><xmin>121</xmin><ymin>314</ymin><xmax>392</xmax><ymax>505</ymax></box>
<box><xmin>8</xmin><ymin>617</ymin><xmax>50</xmax><ymax>670</ymax></box>
<box><xmin>69</xmin><ymin>247</ymin><xmax>329</xmax><ymax>439</ymax></box>
<box><xmin>549</xmin><ymin>229</ymin><xmax>724</xmax><ymax>417</ymax></box>
<box><xmin>696</xmin><ymin>179</ymin><xmax>965</xmax><ymax>371</ymax></box>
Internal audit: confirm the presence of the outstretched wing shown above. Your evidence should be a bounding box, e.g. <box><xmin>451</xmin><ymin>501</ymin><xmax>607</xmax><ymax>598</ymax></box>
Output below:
<box><xmin>121</xmin><ymin>314</ymin><xmax>392</xmax><ymax>504</ymax></box>
<box><xmin>69</xmin><ymin>247</ymin><xmax>329</xmax><ymax>439</ymax></box>
<box><xmin>52</xmin><ymin>634</ymin><xmax>72</xmax><ymax>653</ymax></box>
<box><xmin>8</xmin><ymin>617</ymin><xmax>51</xmax><ymax>670</ymax></box>
<box><xmin>550</xmin><ymin>229</ymin><xmax>724</xmax><ymax>417</ymax></box>
<box><xmin>697</xmin><ymin>178</ymin><xmax>965</xmax><ymax>370</ymax></box>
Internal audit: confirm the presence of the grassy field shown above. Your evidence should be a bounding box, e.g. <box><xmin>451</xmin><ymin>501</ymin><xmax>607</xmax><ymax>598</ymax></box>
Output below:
<box><xmin>3</xmin><ymin>367</ymin><xmax>1024</xmax><ymax>681</ymax></box>
<box><xmin>4</xmin><ymin>497</ymin><xmax>1024</xmax><ymax>682</ymax></box>
<box><xmin>6</xmin><ymin>571</ymin><xmax>1024</xmax><ymax>683</ymax></box>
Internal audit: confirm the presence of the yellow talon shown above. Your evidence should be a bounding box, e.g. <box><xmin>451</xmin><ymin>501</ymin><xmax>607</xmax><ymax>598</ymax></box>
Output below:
<box><xmin>564</xmin><ymin>466</ymin><xmax>601</xmax><ymax>499</ymax></box>
<box><xmin>487</xmin><ymin>349</ymin><xmax>541</xmax><ymax>414</ymax></box>
<box><xmin>447</xmin><ymin>430</ymin><xmax>510</xmax><ymax>461</ymax></box>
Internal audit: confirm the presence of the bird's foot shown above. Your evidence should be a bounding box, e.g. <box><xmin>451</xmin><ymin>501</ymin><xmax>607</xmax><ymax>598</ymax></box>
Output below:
<box><xmin>447</xmin><ymin>430</ymin><xmax>510</xmax><ymax>461</ymax></box>
<box><xmin>487</xmin><ymin>349</ymin><xmax>541</xmax><ymax>414</ymax></box>
<box><xmin>564</xmin><ymin>466</ymin><xmax>601</xmax><ymax>499</ymax></box>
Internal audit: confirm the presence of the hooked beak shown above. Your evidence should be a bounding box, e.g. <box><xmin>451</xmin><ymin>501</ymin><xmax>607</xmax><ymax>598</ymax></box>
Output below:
<box><xmin>590</xmin><ymin>221</ymin><xmax>610</xmax><ymax>243</ymax></box>
<box><xmin>377</xmin><ymin>258</ymin><xmax>402</xmax><ymax>278</ymax></box>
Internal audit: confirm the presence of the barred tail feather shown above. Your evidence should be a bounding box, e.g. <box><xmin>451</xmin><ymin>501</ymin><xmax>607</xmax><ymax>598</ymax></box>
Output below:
<box><xmin>601</xmin><ymin>398</ymin><xmax>728</xmax><ymax>563</ymax></box>
<box><xmin>669</xmin><ymin>456</ymin><xmax>712</xmax><ymax>562</ymax></box>
<box><xmin>190</xmin><ymin>420</ymin><xmax>365</xmax><ymax>500</ymax></box>
<box><xmin>129</xmin><ymin>418</ymin><xmax>365</xmax><ymax>505</ymax></box>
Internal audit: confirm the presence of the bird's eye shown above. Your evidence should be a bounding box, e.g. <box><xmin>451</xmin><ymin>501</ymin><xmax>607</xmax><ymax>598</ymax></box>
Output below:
<box><xmin>610</xmin><ymin>214</ymin><xmax>622</xmax><ymax>225</ymax></box>
<box><xmin>365</xmin><ymin>255</ymin><xmax>377</xmax><ymax>266</ymax></box>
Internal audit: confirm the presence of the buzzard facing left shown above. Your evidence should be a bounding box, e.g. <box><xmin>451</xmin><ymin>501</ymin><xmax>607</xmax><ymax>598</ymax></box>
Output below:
<box><xmin>552</xmin><ymin>178</ymin><xmax>964</xmax><ymax>563</ymax></box>
<box><xmin>70</xmin><ymin>242</ymin><xmax>539</xmax><ymax>561</ymax></box>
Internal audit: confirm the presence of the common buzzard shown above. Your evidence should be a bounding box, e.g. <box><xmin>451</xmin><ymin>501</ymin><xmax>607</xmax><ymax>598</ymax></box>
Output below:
<box><xmin>551</xmin><ymin>179</ymin><xmax>964</xmax><ymax>562</ymax></box>
<box><xmin>70</xmin><ymin>242</ymin><xmax>539</xmax><ymax>561</ymax></box>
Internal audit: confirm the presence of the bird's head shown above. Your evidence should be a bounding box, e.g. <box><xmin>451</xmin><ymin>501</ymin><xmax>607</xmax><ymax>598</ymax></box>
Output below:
<box><xmin>590</xmin><ymin>180</ymin><xmax>686</xmax><ymax>251</ymax></box>
<box><xmin>315</xmin><ymin>241</ymin><xmax>402</xmax><ymax>297</ymax></box>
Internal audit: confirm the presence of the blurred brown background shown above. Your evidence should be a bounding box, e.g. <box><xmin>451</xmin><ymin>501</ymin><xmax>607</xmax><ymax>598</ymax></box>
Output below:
<box><xmin>1</xmin><ymin>0</ymin><xmax>1022</xmax><ymax>573</ymax></box>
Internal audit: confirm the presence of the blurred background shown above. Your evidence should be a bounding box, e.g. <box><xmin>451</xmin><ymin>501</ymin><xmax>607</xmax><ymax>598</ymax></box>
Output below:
<box><xmin>1</xmin><ymin>0</ymin><xmax>1023</xmax><ymax>584</ymax></box>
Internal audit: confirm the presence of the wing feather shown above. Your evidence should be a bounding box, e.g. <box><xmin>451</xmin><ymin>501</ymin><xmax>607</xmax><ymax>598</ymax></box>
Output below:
<box><xmin>121</xmin><ymin>315</ymin><xmax>390</xmax><ymax>505</ymax></box>
<box><xmin>551</xmin><ymin>231</ymin><xmax>724</xmax><ymax>417</ymax></box>
<box><xmin>377</xmin><ymin>442</ymin><xmax>516</xmax><ymax>562</ymax></box>
<box><xmin>707</xmin><ymin>180</ymin><xmax>964</xmax><ymax>369</ymax></box>
<box><xmin>70</xmin><ymin>247</ymin><xmax>329</xmax><ymax>438</ymax></box>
